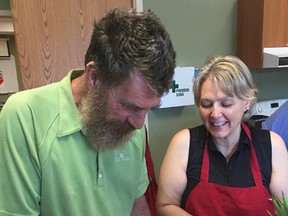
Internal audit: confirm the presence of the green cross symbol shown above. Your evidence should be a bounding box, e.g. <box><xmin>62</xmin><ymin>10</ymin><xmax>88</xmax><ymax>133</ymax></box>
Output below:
<box><xmin>171</xmin><ymin>80</ymin><xmax>179</xmax><ymax>93</ymax></box>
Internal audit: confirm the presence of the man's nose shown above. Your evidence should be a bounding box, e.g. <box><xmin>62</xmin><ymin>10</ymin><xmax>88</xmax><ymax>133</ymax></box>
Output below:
<box><xmin>127</xmin><ymin>110</ymin><xmax>148</xmax><ymax>129</ymax></box>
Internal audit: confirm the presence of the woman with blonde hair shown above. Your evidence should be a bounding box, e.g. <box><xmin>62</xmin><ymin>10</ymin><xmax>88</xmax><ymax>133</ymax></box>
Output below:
<box><xmin>157</xmin><ymin>56</ymin><xmax>288</xmax><ymax>215</ymax></box>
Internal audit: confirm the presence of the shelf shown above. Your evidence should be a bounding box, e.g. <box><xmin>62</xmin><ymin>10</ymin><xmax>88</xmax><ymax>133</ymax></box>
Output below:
<box><xmin>0</xmin><ymin>17</ymin><xmax>14</xmax><ymax>35</ymax></box>
<box><xmin>0</xmin><ymin>10</ymin><xmax>12</xmax><ymax>17</ymax></box>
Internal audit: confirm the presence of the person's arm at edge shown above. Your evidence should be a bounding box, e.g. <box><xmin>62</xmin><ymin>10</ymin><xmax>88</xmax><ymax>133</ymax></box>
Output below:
<box><xmin>0</xmin><ymin>95</ymin><xmax>41</xmax><ymax>215</ymax></box>
<box><xmin>269</xmin><ymin>131</ymin><xmax>288</xmax><ymax>200</ymax></box>
<box><xmin>156</xmin><ymin>129</ymin><xmax>192</xmax><ymax>216</ymax></box>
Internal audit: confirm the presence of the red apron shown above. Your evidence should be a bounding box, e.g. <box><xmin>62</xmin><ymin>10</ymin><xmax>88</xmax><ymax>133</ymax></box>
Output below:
<box><xmin>184</xmin><ymin>122</ymin><xmax>275</xmax><ymax>215</ymax></box>
<box><xmin>144</xmin><ymin>127</ymin><xmax>158</xmax><ymax>216</ymax></box>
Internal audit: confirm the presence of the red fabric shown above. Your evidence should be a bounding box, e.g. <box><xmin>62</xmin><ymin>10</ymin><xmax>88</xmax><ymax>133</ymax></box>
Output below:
<box><xmin>184</xmin><ymin>122</ymin><xmax>275</xmax><ymax>215</ymax></box>
<box><xmin>144</xmin><ymin>127</ymin><xmax>158</xmax><ymax>216</ymax></box>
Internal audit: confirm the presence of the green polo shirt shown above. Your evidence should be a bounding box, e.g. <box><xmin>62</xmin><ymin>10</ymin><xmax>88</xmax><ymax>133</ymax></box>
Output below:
<box><xmin>0</xmin><ymin>70</ymin><xmax>149</xmax><ymax>216</ymax></box>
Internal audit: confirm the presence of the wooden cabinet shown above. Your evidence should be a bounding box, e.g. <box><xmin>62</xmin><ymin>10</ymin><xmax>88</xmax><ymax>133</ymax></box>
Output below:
<box><xmin>237</xmin><ymin>0</ymin><xmax>288</xmax><ymax>68</ymax></box>
<box><xmin>11</xmin><ymin>0</ymin><xmax>133</xmax><ymax>89</ymax></box>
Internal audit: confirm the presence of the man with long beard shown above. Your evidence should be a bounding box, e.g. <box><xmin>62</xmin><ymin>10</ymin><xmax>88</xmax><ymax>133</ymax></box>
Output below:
<box><xmin>0</xmin><ymin>9</ymin><xmax>176</xmax><ymax>216</ymax></box>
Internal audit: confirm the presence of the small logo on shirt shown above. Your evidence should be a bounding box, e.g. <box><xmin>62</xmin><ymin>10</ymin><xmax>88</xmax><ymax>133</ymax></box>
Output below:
<box><xmin>115</xmin><ymin>153</ymin><xmax>130</xmax><ymax>161</ymax></box>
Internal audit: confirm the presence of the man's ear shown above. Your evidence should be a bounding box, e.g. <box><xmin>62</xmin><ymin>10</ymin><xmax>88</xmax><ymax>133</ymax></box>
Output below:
<box><xmin>86</xmin><ymin>61</ymin><xmax>98</xmax><ymax>87</ymax></box>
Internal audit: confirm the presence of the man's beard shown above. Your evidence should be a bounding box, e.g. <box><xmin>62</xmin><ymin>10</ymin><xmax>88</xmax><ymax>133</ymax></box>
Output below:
<box><xmin>79</xmin><ymin>87</ymin><xmax>135</xmax><ymax>151</ymax></box>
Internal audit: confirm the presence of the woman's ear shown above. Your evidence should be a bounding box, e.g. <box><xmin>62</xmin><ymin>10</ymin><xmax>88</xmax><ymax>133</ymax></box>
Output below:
<box><xmin>245</xmin><ymin>100</ymin><xmax>252</xmax><ymax>110</ymax></box>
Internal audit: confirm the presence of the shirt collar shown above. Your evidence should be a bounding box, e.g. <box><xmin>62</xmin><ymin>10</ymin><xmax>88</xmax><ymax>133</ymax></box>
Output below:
<box><xmin>57</xmin><ymin>69</ymin><xmax>84</xmax><ymax>137</ymax></box>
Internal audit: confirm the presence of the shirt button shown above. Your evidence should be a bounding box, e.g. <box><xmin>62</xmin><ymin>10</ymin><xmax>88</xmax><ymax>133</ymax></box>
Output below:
<box><xmin>99</xmin><ymin>173</ymin><xmax>103</xmax><ymax>178</ymax></box>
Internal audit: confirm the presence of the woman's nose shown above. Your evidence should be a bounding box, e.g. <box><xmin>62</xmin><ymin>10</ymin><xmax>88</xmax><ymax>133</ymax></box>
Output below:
<box><xmin>210</xmin><ymin>106</ymin><xmax>222</xmax><ymax>118</ymax></box>
<box><xmin>127</xmin><ymin>110</ymin><xmax>147</xmax><ymax>129</ymax></box>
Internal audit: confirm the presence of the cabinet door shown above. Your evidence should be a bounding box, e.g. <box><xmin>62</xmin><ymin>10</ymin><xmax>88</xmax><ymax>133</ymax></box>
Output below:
<box><xmin>11</xmin><ymin>0</ymin><xmax>132</xmax><ymax>89</ymax></box>
<box><xmin>263</xmin><ymin>0</ymin><xmax>288</xmax><ymax>47</ymax></box>
<box><xmin>237</xmin><ymin>0</ymin><xmax>288</xmax><ymax>68</ymax></box>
